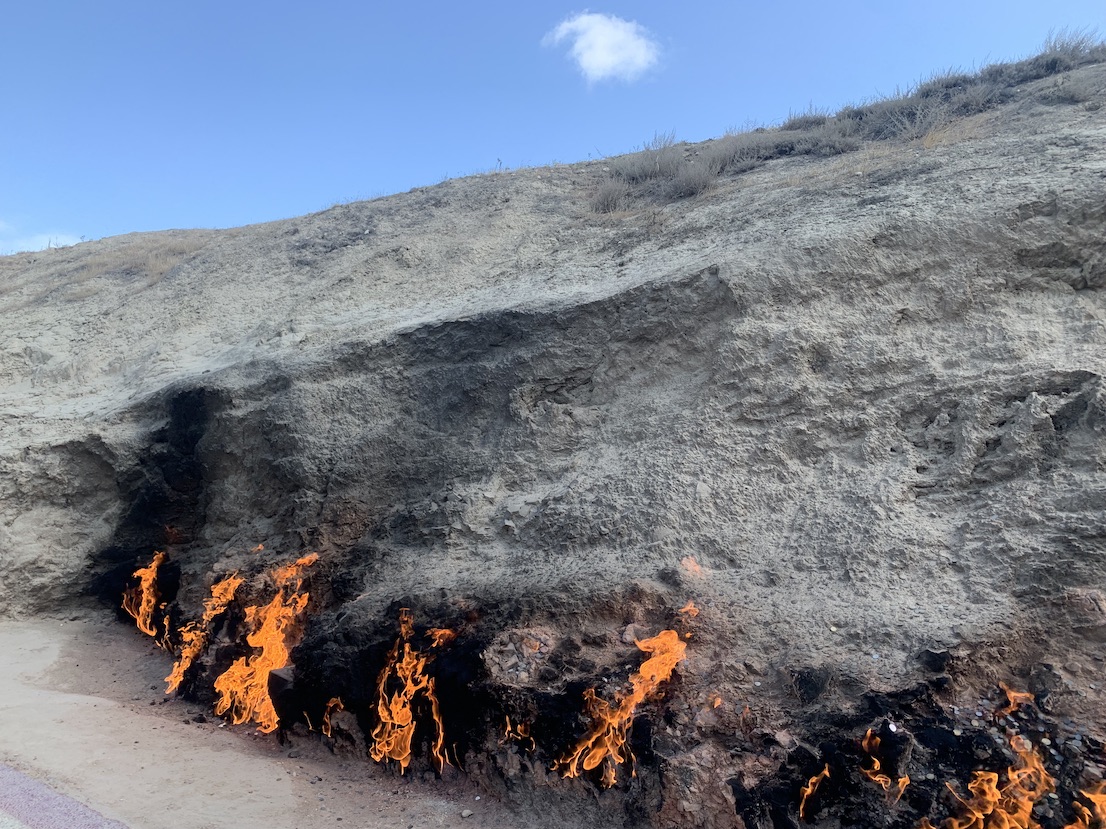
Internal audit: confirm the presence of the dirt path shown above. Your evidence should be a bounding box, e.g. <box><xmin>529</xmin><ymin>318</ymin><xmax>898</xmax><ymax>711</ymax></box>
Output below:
<box><xmin>0</xmin><ymin>616</ymin><xmax>535</xmax><ymax>829</ymax></box>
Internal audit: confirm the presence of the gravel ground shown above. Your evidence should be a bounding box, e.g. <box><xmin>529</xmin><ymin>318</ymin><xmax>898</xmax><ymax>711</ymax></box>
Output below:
<box><xmin>0</xmin><ymin>764</ymin><xmax>128</xmax><ymax>829</ymax></box>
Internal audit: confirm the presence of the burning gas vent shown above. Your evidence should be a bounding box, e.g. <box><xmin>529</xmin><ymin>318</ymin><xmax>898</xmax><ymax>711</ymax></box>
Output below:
<box><xmin>556</xmin><ymin>629</ymin><xmax>686</xmax><ymax>788</ymax></box>
<box><xmin>118</xmin><ymin>550</ymin><xmax>1106</xmax><ymax>829</ymax></box>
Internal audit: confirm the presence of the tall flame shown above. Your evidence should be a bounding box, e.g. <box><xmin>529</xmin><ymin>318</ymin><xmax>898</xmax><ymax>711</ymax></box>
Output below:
<box><xmin>556</xmin><ymin>629</ymin><xmax>687</xmax><ymax>788</ymax></box>
<box><xmin>800</xmin><ymin>764</ymin><xmax>831</xmax><ymax>821</ymax></box>
<box><xmin>321</xmin><ymin>697</ymin><xmax>344</xmax><ymax>738</ymax></box>
<box><xmin>164</xmin><ymin>573</ymin><xmax>244</xmax><ymax>694</ymax></box>
<box><xmin>919</xmin><ymin>735</ymin><xmax>1054</xmax><ymax>829</ymax></box>
<box><xmin>369</xmin><ymin>609</ymin><xmax>450</xmax><ymax>773</ymax></box>
<box><xmin>861</xmin><ymin>728</ymin><xmax>910</xmax><ymax>803</ymax></box>
<box><xmin>121</xmin><ymin>551</ymin><xmax>167</xmax><ymax>637</ymax></box>
<box><xmin>212</xmin><ymin>553</ymin><xmax>318</xmax><ymax>733</ymax></box>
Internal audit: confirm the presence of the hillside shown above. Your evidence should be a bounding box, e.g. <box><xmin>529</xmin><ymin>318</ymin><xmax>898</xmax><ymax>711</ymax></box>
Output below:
<box><xmin>1</xmin><ymin>48</ymin><xmax>1105</xmax><ymax>829</ymax></box>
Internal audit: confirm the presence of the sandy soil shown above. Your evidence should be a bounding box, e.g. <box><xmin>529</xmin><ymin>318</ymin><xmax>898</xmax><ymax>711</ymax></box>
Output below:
<box><xmin>0</xmin><ymin>615</ymin><xmax>539</xmax><ymax>829</ymax></box>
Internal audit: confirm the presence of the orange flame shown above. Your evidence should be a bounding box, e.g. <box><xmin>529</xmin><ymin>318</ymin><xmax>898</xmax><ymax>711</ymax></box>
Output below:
<box><xmin>212</xmin><ymin>553</ymin><xmax>318</xmax><ymax>733</ymax></box>
<box><xmin>165</xmin><ymin>573</ymin><xmax>244</xmax><ymax>694</ymax></box>
<box><xmin>800</xmin><ymin>764</ymin><xmax>830</xmax><ymax>821</ymax></box>
<box><xmin>920</xmin><ymin>735</ymin><xmax>1053</xmax><ymax>829</ymax></box>
<box><xmin>680</xmin><ymin>556</ymin><xmax>703</xmax><ymax>575</ymax></box>
<box><xmin>556</xmin><ymin>629</ymin><xmax>687</xmax><ymax>788</ymax></box>
<box><xmin>157</xmin><ymin>609</ymin><xmax>175</xmax><ymax>652</ymax></box>
<box><xmin>503</xmin><ymin>715</ymin><xmax>536</xmax><ymax>752</ymax></box>
<box><xmin>678</xmin><ymin>600</ymin><xmax>700</xmax><ymax>617</ymax></box>
<box><xmin>735</xmin><ymin>704</ymin><xmax>756</xmax><ymax>739</ymax></box>
<box><xmin>121</xmin><ymin>551</ymin><xmax>167</xmax><ymax>637</ymax></box>
<box><xmin>998</xmin><ymin>682</ymin><xmax>1035</xmax><ymax>717</ymax></box>
<box><xmin>710</xmin><ymin>693</ymin><xmax>723</xmax><ymax>709</ymax></box>
<box><xmin>861</xmin><ymin>728</ymin><xmax>910</xmax><ymax>803</ymax></box>
<box><xmin>428</xmin><ymin>628</ymin><xmax>457</xmax><ymax>648</ymax></box>
<box><xmin>369</xmin><ymin>609</ymin><xmax>450</xmax><ymax>773</ymax></box>
<box><xmin>1062</xmin><ymin>782</ymin><xmax>1106</xmax><ymax>829</ymax></box>
<box><xmin>321</xmin><ymin>697</ymin><xmax>344</xmax><ymax>738</ymax></box>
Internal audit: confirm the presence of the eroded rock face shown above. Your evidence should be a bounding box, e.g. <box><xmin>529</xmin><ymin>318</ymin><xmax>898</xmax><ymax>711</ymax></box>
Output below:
<box><xmin>2</xmin><ymin>64</ymin><xmax>1105</xmax><ymax>828</ymax></box>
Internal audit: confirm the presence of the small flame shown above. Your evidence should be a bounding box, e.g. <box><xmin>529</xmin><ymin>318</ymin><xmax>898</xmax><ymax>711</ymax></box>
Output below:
<box><xmin>250</xmin><ymin>544</ymin><xmax>264</xmax><ymax>553</ymax></box>
<box><xmin>998</xmin><ymin>682</ymin><xmax>1035</xmax><ymax>717</ymax></box>
<box><xmin>212</xmin><ymin>553</ymin><xmax>318</xmax><ymax>733</ymax></box>
<box><xmin>680</xmin><ymin>556</ymin><xmax>704</xmax><ymax>575</ymax></box>
<box><xmin>165</xmin><ymin>573</ymin><xmax>244</xmax><ymax>694</ymax></box>
<box><xmin>557</xmin><ymin>629</ymin><xmax>687</xmax><ymax>788</ymax></box>
<box><xmin>121</xmin><ymin>551</ymin><xmax>167</xmax><ymax>637</ymax></box>
<box><xmin>710</xmin><ymin>693</ymin><xmax>723</xmax><ymax>709</ymax></box>
<box><xmin>800</xmin><ymin>764</ymin><xmax>830</xmax><ymax>821</ymax></box>
<box><xmin>157</xmin><ymin>612</ymin><xmax>175</xmax><ymax>652</ymax></box>
<box><xmin>369</xmin><ymin>609</ymin><xmax>450</xmax><ymax>773</ymax></box>
<box><xmin>860</xmin><ymin>728</ymin><xmax>910</xmax><ymax>803</ymax></box>
<box><xmin>738</xmin><ymin>704</ymin><xmax>755</xmax><ymax>737</ymax></box>
<box><xmin>920</xmin><ymin>735</ymin><xmax>1053</xmax><ymax>829</ymax></box>
<box><xmin>427</xmin><ymin>628</ymin><xmax>457</xmax><ymax>648</ymax></box>
<box><xmin>321</xmin><ymin>697</ymin><xmax>344</xmax><ymax>738</ymax></box>
<box><xmin>678</xmin><ymin>600</ymin><xmax>700</xmax><ymax>617</ymax></box>
<box><xmin>1062</xmin><ymin>782</ymin><xmax>1106</xmax><ymax>829</ymax></box>
<box><xmin>503</xmin><ymin>715</ymin><xmax>536</xmax><ymax>752</ymax></box>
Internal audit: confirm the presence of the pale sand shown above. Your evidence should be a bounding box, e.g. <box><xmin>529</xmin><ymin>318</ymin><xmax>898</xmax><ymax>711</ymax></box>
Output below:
<box><xmin>0</xmin><ymin>616</ymin><xmax>529</xmax><ymax>829</ymax></box>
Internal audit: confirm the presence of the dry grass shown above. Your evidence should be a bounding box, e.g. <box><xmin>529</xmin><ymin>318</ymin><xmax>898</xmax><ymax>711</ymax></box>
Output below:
<box><xmin>608</xmin><ymin>132</ymin><xmax>683</xmax><ymax>185</ymax></box>
<box><xmin>921</xmin><ymin>110</ymin><xmax>992</xmax><ymax>150</ymax></box>
<box><xmin>0</xmin><ymin>232</ymin><xmax>214</xmax><ymax>311</ymax></box>
<box><xmin>590</xmin><ymin>29</ymin><xmax>1106</xmax><ymax>213</ymax></box>
<box><xmin>666</xmin><ymin>160</ymin><xmax>718</xmax><ymax>199</ymax></box>
<box><xmin>780</xmin><ymin>106</ymin><xmax>832</xmax><ymax>131</ymax></box>
<box><xmin>81</xmin><ymin>236</ymin><xmax>211</xmax><ymax>287</ymax></box>
<box><xmin>592</xmin><ymin>178</ymin><xmax>632</xmax><ymax>214</ymax></box>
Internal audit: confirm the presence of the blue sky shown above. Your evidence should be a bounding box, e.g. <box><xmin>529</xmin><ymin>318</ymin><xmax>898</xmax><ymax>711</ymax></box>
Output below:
<box><xmin>1</xmin><ymin>1</ymin><xmax>1102</xmax><ymax>253</ymax></box>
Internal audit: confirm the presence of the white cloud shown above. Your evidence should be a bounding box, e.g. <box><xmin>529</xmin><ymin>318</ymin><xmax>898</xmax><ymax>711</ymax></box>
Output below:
<box><xmin>545</xmin><ymin>12</ymin><xmax>660</xmax><ymax>83</ymax></box>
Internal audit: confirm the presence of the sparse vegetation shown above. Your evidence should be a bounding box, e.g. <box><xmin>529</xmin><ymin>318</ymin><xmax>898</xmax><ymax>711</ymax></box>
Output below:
<box><xmin>792</xmin><ymin>121</ymin><xmax>862</xmax><ymax>156</ymax></box>
<box><xmin>665</xmin><ymin>159</ymin><xmax>718</xmax><ymax>199</ymax></box>
<box><xmin>780</xmin><ymin>106</ymin><xmax>831</xmax><ymax>131</ymax></box>
<box><xmin>592</xmin><ymin>28</ymin><xmax>1105</xmax><ymax>213</ymax></box>
<box><xmin>592</xmin><ymin>178</ymin><xmax>632</xmax><ymax>214</ymax></box>
<box><xmin>71</xmin><ymin>236</ymin><xmax>210</xmax><ymax>287</ymax></box>
<box><xmin>0</xmin><ymin>232</ymin><xmax>214</xmax><ymax>310</ymax></box>
<box><xmin>699</xmin><ymin>131</ymin><xmax>775</xmax><ymax>174</ymax></box>
<box><xmin>608</xmin><ymin>131</ymin><xmax>683</xmax><ymax>185</ymax></box>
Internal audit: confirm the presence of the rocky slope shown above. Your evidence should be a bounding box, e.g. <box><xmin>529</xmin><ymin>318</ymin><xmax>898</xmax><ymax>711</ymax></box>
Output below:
<box><xmin>1</xmin><ymin>61</ymin><xmax>1105</xmax><ymax>829</ymax></box>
